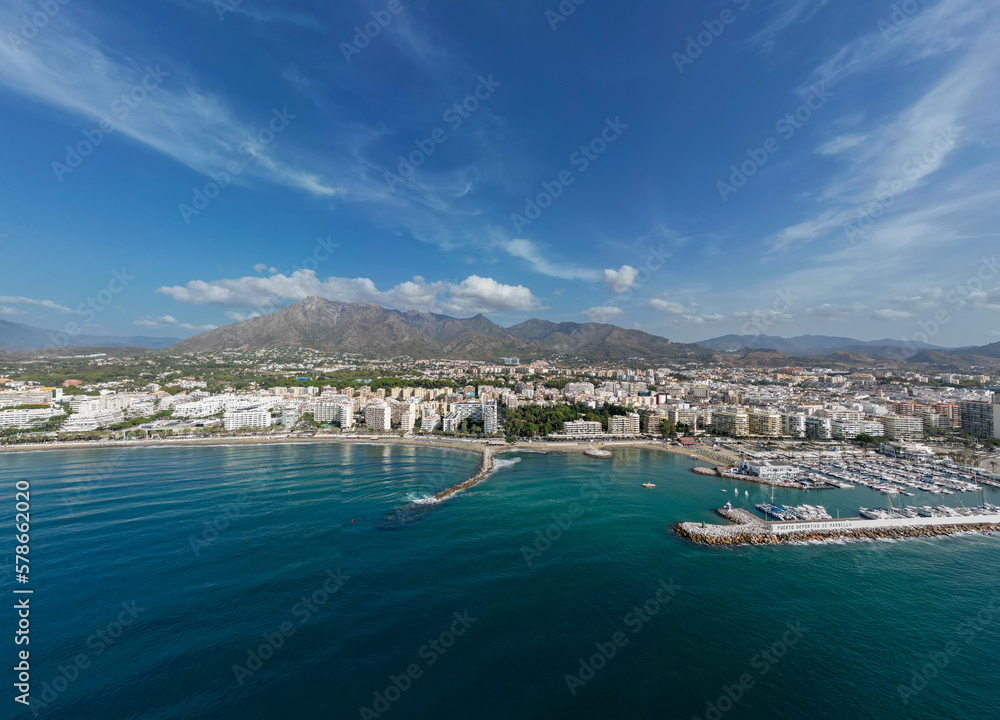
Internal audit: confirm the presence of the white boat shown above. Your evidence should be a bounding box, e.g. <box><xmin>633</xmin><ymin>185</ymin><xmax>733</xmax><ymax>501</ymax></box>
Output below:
<box><xmin>642</xmin><ymin>482</ymin><xmax>655</xmax><ymax>488</ymax></box>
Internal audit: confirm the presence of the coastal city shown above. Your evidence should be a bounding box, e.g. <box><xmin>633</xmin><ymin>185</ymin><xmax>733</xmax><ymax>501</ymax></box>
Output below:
<box><xmin>5</xmin><ymin>0</ymin><xmax>1000</xmax><ymax>716</ymax></box>
<box><xmin>7</xmin><ymin>347</ymin><xmax>1000</xmax><ymax>545</ymax></box>
<box><xmin>3</xmin><ymin>349</ymin><xmax>999</xmax><ymax>479</ymax></box>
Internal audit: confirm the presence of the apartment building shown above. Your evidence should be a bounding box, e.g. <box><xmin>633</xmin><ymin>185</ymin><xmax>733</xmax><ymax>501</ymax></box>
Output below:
<box><xmin>562</xmin><ymin>419</ymin><xmax>603</xmax><ymax>437</ymax></box>
<box><xmin>959</xmin><ymin>398</ymin><xmax>1000</xmax><ymax>439</ymax></box>
<box><xmin>713</xmin><ymin>409</ymin><xmax>749</xmax><ymax>437</ymax></box>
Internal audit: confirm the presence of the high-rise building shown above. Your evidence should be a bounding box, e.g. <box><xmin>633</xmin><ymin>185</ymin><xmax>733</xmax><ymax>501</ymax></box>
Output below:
<box><xmin>805</xmin><ymin>416</ymin><xmax>832</xmax><ymax>439</ymax></box>
<box><xmin>364</xmin><ymin>402</ymin><xmax>391</xmax><ymax>431</ymax></box>
<box><xmin>782</xmin><ymin>412</ymin><xmax>806</xmax><ymax>438</ymax></box>
<box><xmin>482</xmin><ymin>401</ymin><xmax>500</xmax><ymax>435</ymax></box>
<box><xmin>959</xmin><ymin>398</ymin><xmax>1000</xmax><ymax>439</ymax></box>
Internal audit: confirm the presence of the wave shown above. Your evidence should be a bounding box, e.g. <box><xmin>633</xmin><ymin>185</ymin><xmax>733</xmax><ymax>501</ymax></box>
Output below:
<box><xmin>492</xmin><ymin>457</ymin><xmax>522</xmax><ymax>471</ymax></box>
<box><xmin>407</xmin><ymin>493</ymin><xmax>443</xmax><ymax>506</ymax></box>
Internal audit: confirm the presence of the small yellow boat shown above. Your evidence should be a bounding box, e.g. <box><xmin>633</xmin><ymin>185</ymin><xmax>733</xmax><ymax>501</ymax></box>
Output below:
<box><xmin>642</xmin><ymin>482</ymin><xmax>655</xmax><ymax>488</ymax></box>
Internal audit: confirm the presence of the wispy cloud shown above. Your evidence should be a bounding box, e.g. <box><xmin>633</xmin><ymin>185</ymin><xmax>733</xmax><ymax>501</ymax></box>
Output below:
<box><xmin>134</xmin><ymin>315</ymin><xmax>216</xmax><ymax>331</ymax></box>
<box><xmin>770</xmin><ymin>0</ymin><xmax>1000</xmax><ymax>255</ymax></box>
<box><xmin>749</xmin><ymin>0</ymin><xmax>831</xmax><ymax>49</ymax></box>
<box><xmin>171</xmin><ymin>0</ymin><xmax>325</xmax><ymax>29</ymax></box>
<box><xmin>0</xmin><ymin>1</ymin><xmax>341</xmax><ymax>198</ymax></box>
<box><xmin>502</xmin><ymin>238</ymin><xmax>601</xmax><ymax>281</ymax></box>
<box><xmin>0</xmin><ymin>295</ymin><xmax>75</xmax><ymax>313</ymax></box>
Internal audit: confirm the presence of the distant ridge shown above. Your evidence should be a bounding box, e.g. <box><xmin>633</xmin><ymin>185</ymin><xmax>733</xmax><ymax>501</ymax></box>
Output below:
<box><xmin>0</xmin><ymin>318</ymin><xmax>179</xmax><ymax>350</ymax></box>
<box><xmin>696</xmin><ymin>333</ymin><xmax>943</xmax><ymax>358</ymax></box>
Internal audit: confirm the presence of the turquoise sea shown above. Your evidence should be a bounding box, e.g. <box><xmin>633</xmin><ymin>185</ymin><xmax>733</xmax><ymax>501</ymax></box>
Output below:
<box><xmin>4</xmin><ymin>443</ymin><xmax>999</xmax><ymax>719</ymax></box>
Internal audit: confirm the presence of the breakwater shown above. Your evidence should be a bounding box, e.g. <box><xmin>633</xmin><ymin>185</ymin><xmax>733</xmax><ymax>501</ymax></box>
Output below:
<box><xmin>434</xmin><ymin>447</ymin><xmax>495</xmax><ymax>501</ymax></box>
<box><xmin>674</xmin><ymin>507</ymin><xmax>1000</xmax><ymax>546</ymax></box>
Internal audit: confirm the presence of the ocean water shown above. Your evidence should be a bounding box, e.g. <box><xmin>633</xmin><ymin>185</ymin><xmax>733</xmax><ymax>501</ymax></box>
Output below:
<box><xmin>4</xmin><ymin>443</ymin><xmax>999</xmax><ymax>720</ymax></box>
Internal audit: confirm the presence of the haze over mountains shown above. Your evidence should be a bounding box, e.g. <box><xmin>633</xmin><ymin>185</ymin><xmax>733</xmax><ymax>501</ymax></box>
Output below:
<box><xmin>0</xmin><ymin>319</ymin><xmax>179</xmax><ymax>351</ymax></box>
<box><xmin>696</xmin><ymin>334</ymin><xmax>943</xmax><ymax>358</ymax></box>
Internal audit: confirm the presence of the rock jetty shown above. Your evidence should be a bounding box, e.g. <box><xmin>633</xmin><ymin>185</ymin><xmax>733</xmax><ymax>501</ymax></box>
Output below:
<box><xmin>674</xmin><ymin>507</ymin><xmax>1000</xmax><ymax>546</ymax></box>
<box><xmin>434</xmin><ymin>447</ymin><xmax>495</xmax><ymax>501</ymax></box>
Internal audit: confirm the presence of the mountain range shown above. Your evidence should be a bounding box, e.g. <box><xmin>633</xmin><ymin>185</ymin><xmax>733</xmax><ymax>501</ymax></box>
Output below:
<box><xmin>171</xmin><ymin>297</ymin><xmax>715</xmax><ymax>362</ymax></box>
<box><xmin>0</xmin><ymin>319</ymin><xmax>179</xmax><ymax>351</ymax></box>
<box><xmin>5</xmin><ymin>300</ymin><xmax>999</xmax><ymax>368</ymax></box>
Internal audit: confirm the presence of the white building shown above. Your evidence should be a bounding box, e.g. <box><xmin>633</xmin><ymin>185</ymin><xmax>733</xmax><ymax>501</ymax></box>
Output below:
<box><xmin>562</xmin><ymin>419</ymin><xmax>603</xmax><ymax>437</ymax></box>
<box><xmin>805</xmin><ymin>416</ymin><xmax>832</xmax><ymax>439</ymax></box>
<box><xmin>0</xmin><ymin>407</ymin><xmax>65</xmax><ymax>429</ymax></box>
<box><xmin>878</xmin><ymin>414</ymin><xmax>924</xmax><ymax>440</ymax></box>
<box><xmin>223</xmin><ymin>410</ymin><xmax>272</xmax><ymax>430</ymax></box>
<box><xmin>740</xmin><ymin>461</ymin><xmax>799</xmax><ymax>480</ymax></box>
<box><xmin>482</xmin><ymin>401</ymin><xmax>500</xmax><ymax>435</ymax></box>
<box><xmin>830</xmin><ymin>419</ymin><xmax>885</xmax><ymax>439</ymax></box>
<box><xmin>313</xmin><ymin>400</ymin><xmax>354</xmax><ymax>429</ymax></box>
<box><xmin>62</xmin><ymin>410</ymin><xmax>125</xmax><ymax>432</ymax></box>
<box><xmin>878</xmin><ymin>442</ymin><xmax>935</xmax><ymax>460</ymax></box>
<box><xmin>782</xmin><ymin>412</ymin><xmax>806</xmax><ymax>438</ymax></box>
<box><xmin>364</xmin><ymin>402</ymin><xmax>392</xmax><ymax>432</ymax></box>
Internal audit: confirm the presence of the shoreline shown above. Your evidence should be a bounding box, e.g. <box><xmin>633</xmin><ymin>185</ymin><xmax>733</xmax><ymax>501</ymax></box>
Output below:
<box><xmin>0</xmin><ymin>435</ymin><xmax>733</xmax><ymax>463</ymax></box>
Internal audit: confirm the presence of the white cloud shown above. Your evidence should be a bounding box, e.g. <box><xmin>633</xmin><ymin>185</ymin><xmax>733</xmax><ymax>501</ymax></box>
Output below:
<box><xmin>675</xmin><ymin>313</ymin><xmax>725</xmax><ymax>325</ymax></box>
<box><xmin>225</xmin><ymin>311</ymin><xmax>261</xmax><ymax>322</ymax></box>
<box><xmin>253</xmin><ymin>264</ymin><xmax>278</xmax><ymax>274</ymax></box>
<box><xmin>871</xmin><ymin>309</ymin><xmax>914</xmax><ymax>321</ymax></box>
<box><xmin>0</xmin><ymin>295</ymin><xmax>75</xmax><ymax>313</ymax></box>
<box><xmin>157</xmin><ymin>270</ymin><xmax>541</xmax><ymax>316</ymax></box>
<box><xmin>804</xmin><ymin>303</ymin><xmax>865</xmax><ymax>319</ymax></box>
<box><xmin>649</xmin><ymin>294</ymin><xmax>697</xmax><ymax>316</ymax></box>
<box><xmin>0</xmin><ymin>305</ymin><xmax>27</xmax><ymax>316</ymax></box>
<box><xmin>604</xmin><ymin>265</ymin><xmax>638</xmax><ymax>293</ymax></box>
<box><xmin>582</xmin><ymin>306</ymin><xmax>625</xmax><ymax>323</ymax></box>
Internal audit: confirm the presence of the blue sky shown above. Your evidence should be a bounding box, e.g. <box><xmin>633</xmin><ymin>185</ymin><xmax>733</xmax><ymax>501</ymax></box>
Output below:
<box><xmin>1</xmin><ymin>0</ymin><xmax>999</xmax><ymax>347</ymax></box>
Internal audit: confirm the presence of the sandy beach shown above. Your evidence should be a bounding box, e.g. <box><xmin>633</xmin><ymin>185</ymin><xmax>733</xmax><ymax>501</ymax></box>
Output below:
<box><xmin>0</xmin><ymin>433</ymin><xmax>738</xmax><ymax>465</ymax></box>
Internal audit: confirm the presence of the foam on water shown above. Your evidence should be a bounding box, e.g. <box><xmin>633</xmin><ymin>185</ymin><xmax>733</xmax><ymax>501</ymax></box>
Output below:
<box><xmin>408</xmin><ymin>493</ymin><xmax>442</xmax><ymax>505</ymax></box>
<box><xmin>492</xmin><ymin>456</ymin><xmax>522</xmax><ymax>471</ymax></box>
